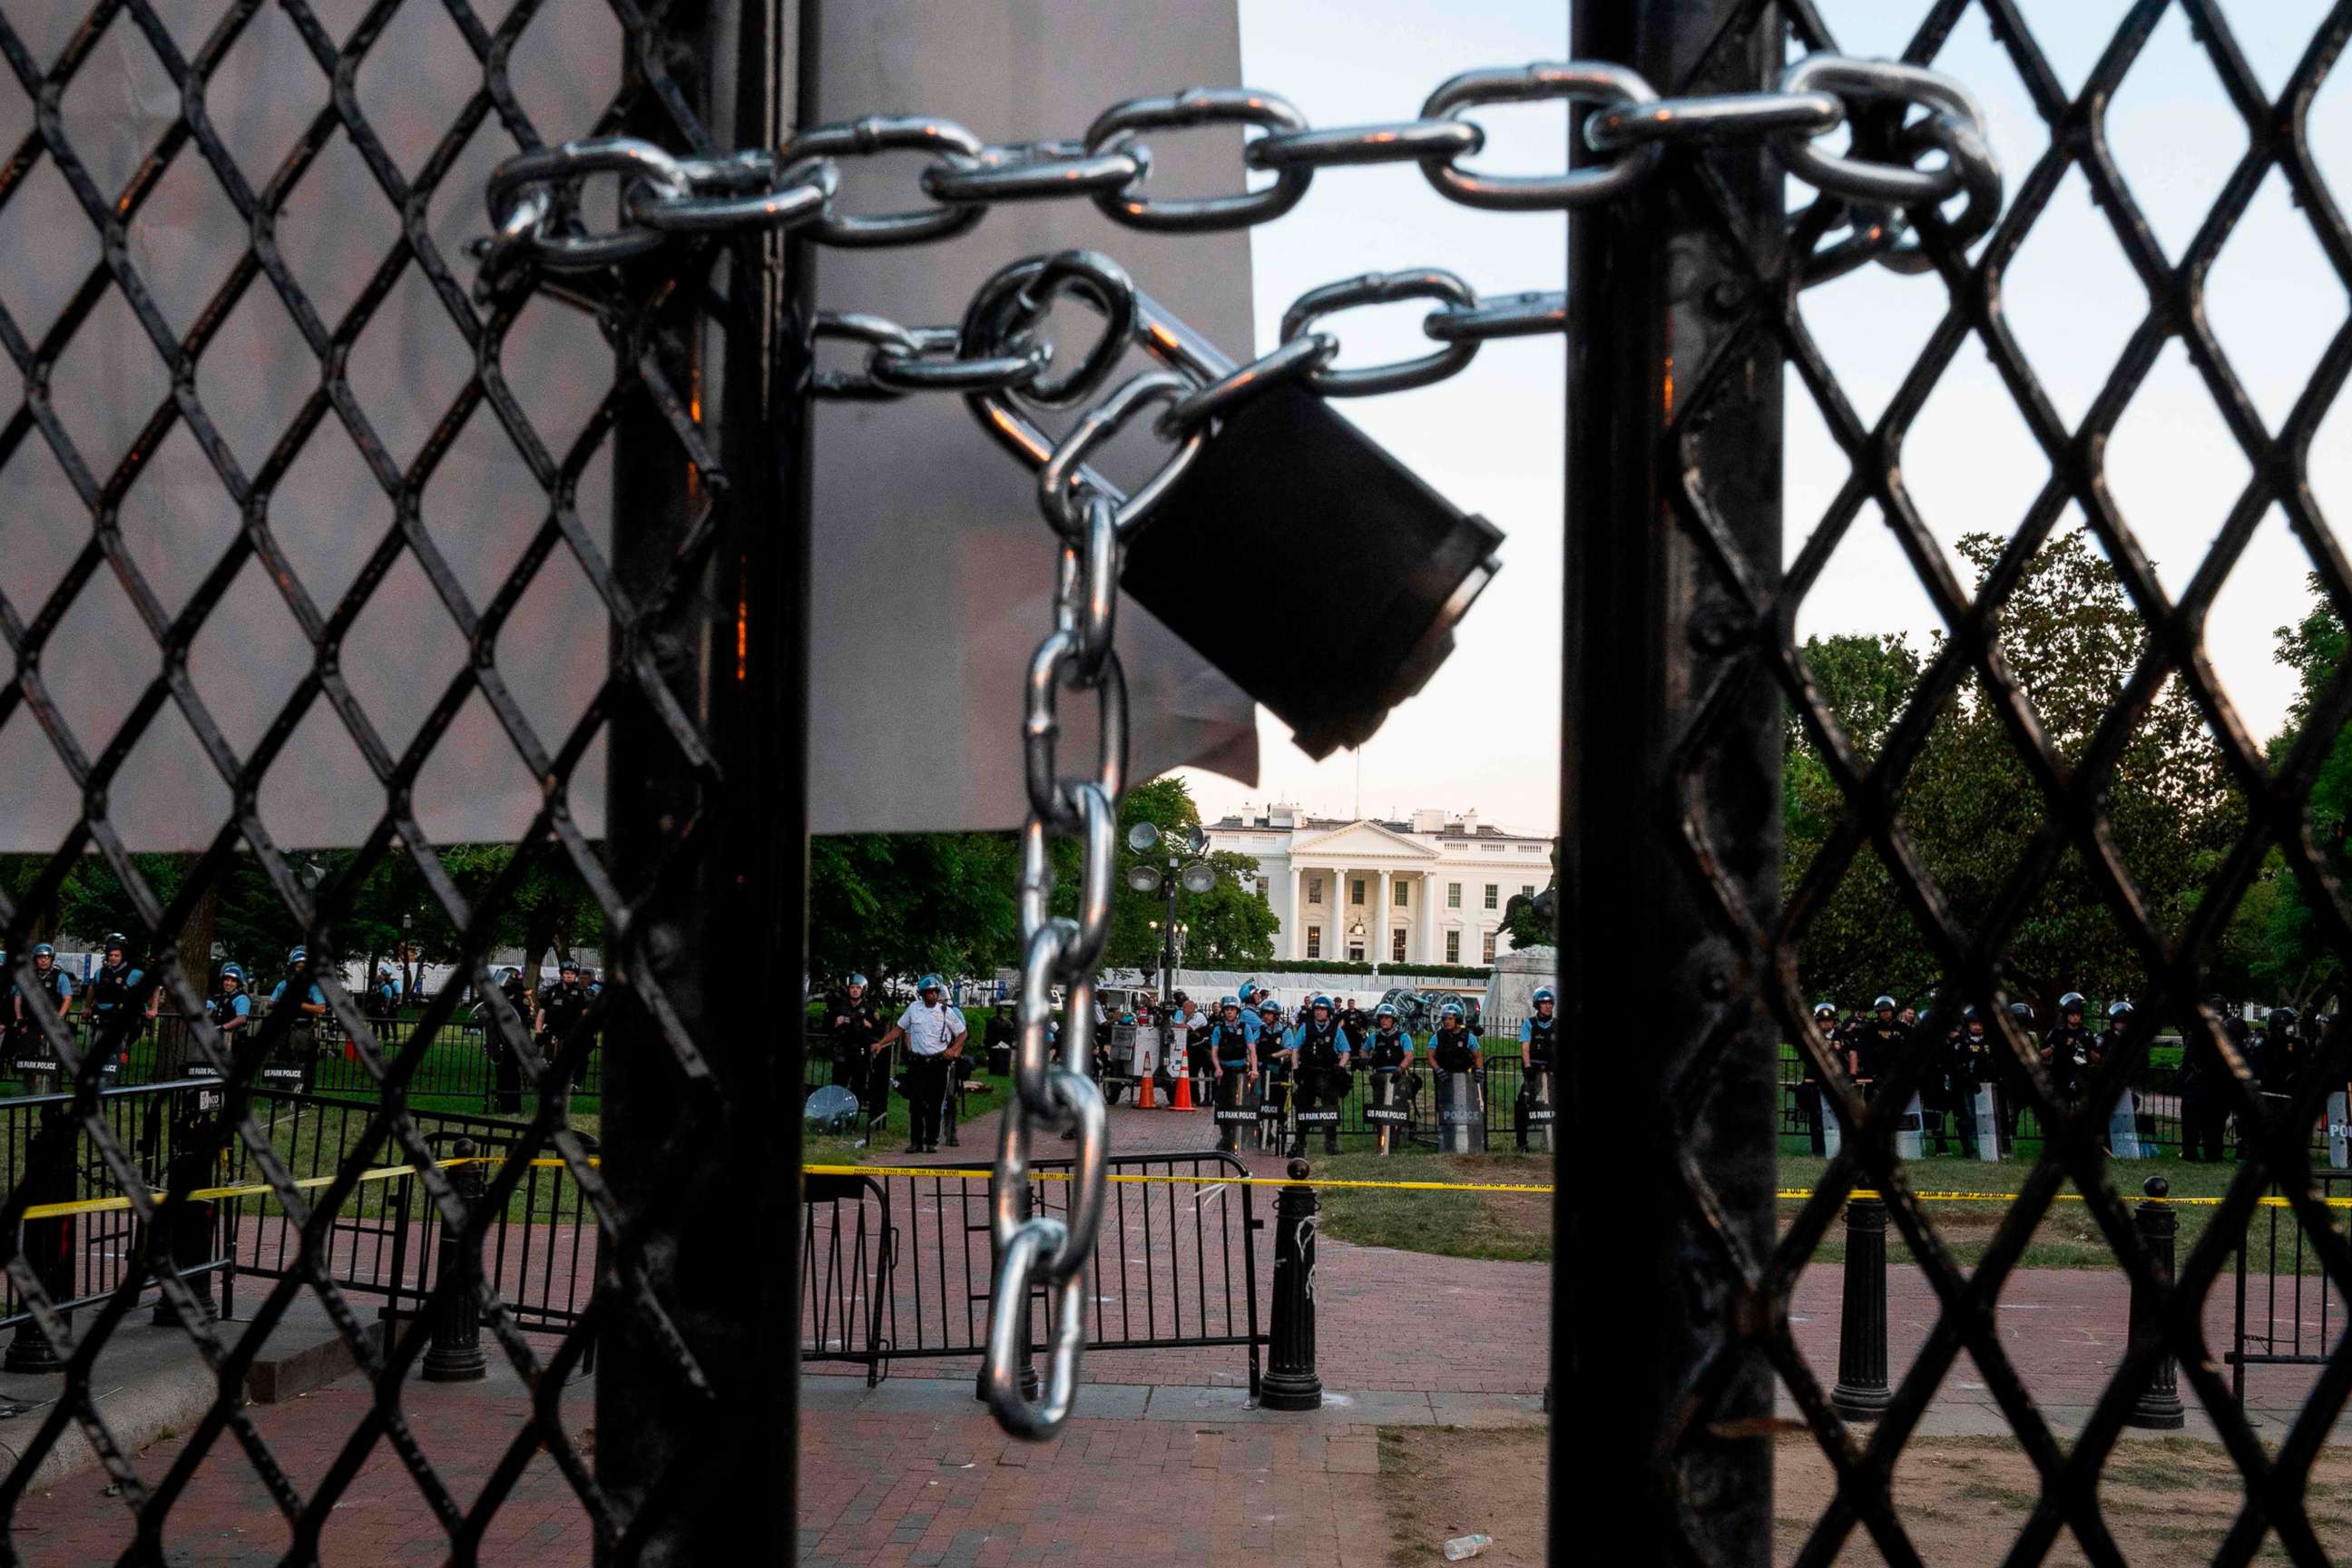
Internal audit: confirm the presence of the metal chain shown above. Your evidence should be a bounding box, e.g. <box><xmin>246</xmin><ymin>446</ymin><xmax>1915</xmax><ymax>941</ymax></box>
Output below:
<box><xmin>479</xmin><ymin>54</ymin><xmax>2001</xmax><ymax>293</ymax></box>
<box><xmin>480</xmin><ymin>54</ymin><xmax>2004</xmax><ymax>1451</ymax></box>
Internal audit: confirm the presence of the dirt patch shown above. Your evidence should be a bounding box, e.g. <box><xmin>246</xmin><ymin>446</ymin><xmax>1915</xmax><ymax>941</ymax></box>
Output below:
<box><xmin>1377</xmin><ymin>1426</ymin><xmax>1546</xmax><ymax>1566</ymax></box>
<box><xmin>1374</xmin><ymin>1426</ymin><xmax>2352</xmax><ymax>1564</ymax></box>
<box><xmin>1776</xmin><ymin>1433</ymin><xmax>2352</xmax><ymax>1564</ymax></box>
<box><xmin>1481</xmin><ymin>1184</ymin><xmax>1552</xmax><ymax>1244</ymax></box>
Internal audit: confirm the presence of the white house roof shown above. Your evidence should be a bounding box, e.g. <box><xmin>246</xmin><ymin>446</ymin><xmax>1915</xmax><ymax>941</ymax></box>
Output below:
<box><xmin>1282</xmin><ymin>818</ymin><xmax>1443</xmax><ymax>860</ymax></box>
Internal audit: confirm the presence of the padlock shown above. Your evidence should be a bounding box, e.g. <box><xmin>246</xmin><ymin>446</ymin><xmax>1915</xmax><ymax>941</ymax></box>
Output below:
<box><xmin>1120</xmin><ymin>382</ymin><xmax>1502</xmax><ymax>760</ymax></box>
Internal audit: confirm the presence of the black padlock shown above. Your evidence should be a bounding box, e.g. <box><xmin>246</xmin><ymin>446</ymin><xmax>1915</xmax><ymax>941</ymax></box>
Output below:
<box><xmin>1121</xmin><ymin>382</ymin><xmax>1503</xmax><ymax>760</ymax></box>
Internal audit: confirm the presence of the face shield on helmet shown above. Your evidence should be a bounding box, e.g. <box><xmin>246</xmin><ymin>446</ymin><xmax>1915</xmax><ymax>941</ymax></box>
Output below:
<box><xmin>31</xmin><ymin>945</ymin><xmax>54</xmax><ymax>967</ymax></box>
<box><xmin>1872</xmin><ymin>994</ymin><xmax>1896</xmax><ymax>1014</ymax></box>
<box><xmin>1439</xmin><ymin>1002</ymin><xmax>1464</xmax><ymax>1024</ymax></box>
<box><xmin>1375</xmin><ymin>1003</ymin><xmax>1398</xmax><ymax>1025</ymax></box>
<box><xmin>220</xmin><ymin>963</ymin><xmax>245</xmax><ymax>986</ymax></box>
<box><xmin>1531</xmin><ymin>986</ymin><xmax>1555</xmax><ymax>1014</ymax></box>
<box><xmin>1310</xmin><ymin>993</ymin><xmax>1331</xmax><ymax>1020</ymax></box>
<box><xmin>1258</xmin><ymin>999</ymin><xmax>1282</xmax><ymax>1020</ymax></box>
<box><xmin>2059</xmin><ymin>991</ymin><xmax>2085</xmax><ymax>1018</ymax></box>
<box><xmin>103</xmin><ymin>933</ymin><xmax>128</xmax><ymax>960</ymax></box>
<box><xmin>2107</xmin><ymin>999</ymin><xmax>2133</xmax><ymax>1023</ymax></box>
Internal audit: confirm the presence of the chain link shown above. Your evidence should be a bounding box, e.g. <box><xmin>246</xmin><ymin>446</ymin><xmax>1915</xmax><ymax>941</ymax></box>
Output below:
<box><xmin>484</xmin><ymin>54</ymin><xmax>2007</xmax><ymax>1450</ymax></box>
<box><xmin>482</xmin><ymin>55</ymin><xmax>2001</xmax><ymax>299</ymax></box>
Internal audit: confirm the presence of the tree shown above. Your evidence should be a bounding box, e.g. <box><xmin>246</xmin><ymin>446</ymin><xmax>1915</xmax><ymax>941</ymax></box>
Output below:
<box><xmin>1784</xmin><ymin>529</ymin><xmax>2246</xmax><ymax>1015</ymax></box>
<box><xmin>2257</xmin><ymin>580</ymin><xmax>2351</xmax><ymax>1012</ymax></box>
<box><xmin>808</xmin><ymin>832</ymin><xmax>1023</xmax><ymax>994</ymax></box>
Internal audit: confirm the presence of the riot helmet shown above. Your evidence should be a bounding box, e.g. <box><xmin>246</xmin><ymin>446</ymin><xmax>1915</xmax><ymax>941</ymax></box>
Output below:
<box><xmin>1872</xmin><ymin>994</ymin><xmax>1896</xmax><ymax>1014</ymax></box>
<box><xmin>916</xmin><ymin>973</ymin><xmax>945</xmax><ymax>998</ymax></box>
<box><xmin>219</xmin><ymin>962</ymin><xmax>245</xmax><ymax>986</ymax></box>
<box><xmin>103</xmin><ymin>933</ymin><xmax>128</xmax><ymax>961</ymax></box>
<box><xmin>2107</xmin><ymin>999</ymin><xmax>2134</xmax><ymax>1023</ymax></box>
<box><xmin>31</xmin><ymin>944</ymin><xmax>54</xmax><ymax>968</ymax></box>
<box><xmin>1258</xmin><ymin>997</ymin><xmax>1282</xmax><ymax>1019</ymax></box>
<box><xmin>1310</xmin><ymin>993</ymin><xmax>1332</xmax><ymax>1020</ymax></box>
<box><xmin>1812</xmin><ymin>1001</ymin><xmax>1837</xmax><ymax>1022</ymax></box>
<box><xmin>1532</xmin><ymin>986</ymin><xmax>1555</xmax><ymax>1014</ymax></box>
<box><xmin>1375</xmin><ymin>1003</ymin><xmax>1398</xmax><ymax>1024</ymax></box>
<box><xmin>2059</xmin><ymin>991</ymin><xmax>2085</xmax><ymax>1019</ymax></box>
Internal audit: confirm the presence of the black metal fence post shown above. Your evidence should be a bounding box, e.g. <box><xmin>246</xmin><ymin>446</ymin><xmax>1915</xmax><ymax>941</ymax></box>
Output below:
<box><xmin>1559</xmin><ymin>1</ymin><xmax>1785</xmax><ymax>1558</ymax></box>
<box><xmin>1830</xmin><ymin>1198</ymin><xmax>1891</xmax><ymax>1422</ymax></box>
<box><xmin>2126</xmin><ymin>1177</ymin><xmax>2186</xmax><ymax>1429</ymax></box>
<box><xmin>148</xmin><ymin>1124</ymin><xmax>220</xmax><ymax>1330</ymax></box>
<box><xmin>1260</xmin><ymin>1159</ymin><xmax>1322</xmax><ymax>1411</ymax></box>
<box><xmin>5</xmin><ymin>1108</ymin><xmax>77</xmax><ymax>1371</ymax></box>
<box><xmin>422</xmin><ymin>1140</ymin><xmax>488</xmax><ymax>1384</ymax></box>
<box><xmin>592</xmin><ymin>0</ymin><xmax>811</xmax><ymax>1554</ymax></box>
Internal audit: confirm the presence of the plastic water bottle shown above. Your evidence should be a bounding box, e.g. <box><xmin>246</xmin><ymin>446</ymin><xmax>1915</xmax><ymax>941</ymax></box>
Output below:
<box><xmin>1444</xmin><ymin>1535</ymin><xmax>1493</xmax><ymax>1562</ymax></box>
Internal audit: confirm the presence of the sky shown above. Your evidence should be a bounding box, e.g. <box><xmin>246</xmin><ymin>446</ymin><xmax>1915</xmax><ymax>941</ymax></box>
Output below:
<box><xmin>1176</xmin><ymin>0</ymin><xmax>2350</xmax><ymax>838</ymax></box>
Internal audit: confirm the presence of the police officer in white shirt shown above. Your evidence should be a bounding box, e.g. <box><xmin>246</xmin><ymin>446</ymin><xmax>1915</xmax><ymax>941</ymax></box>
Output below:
<box><xmin>870</xmin><ymin>974</ymin><xmax>967</xmax><ymax>1153</ymax></box>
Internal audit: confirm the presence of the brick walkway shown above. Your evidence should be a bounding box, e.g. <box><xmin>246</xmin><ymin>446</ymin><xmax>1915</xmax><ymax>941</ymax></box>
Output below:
<box><xmin>8</xmin><ymin>1093</ymin><xmax>2344</xmax><ymax>1563</ymax></box>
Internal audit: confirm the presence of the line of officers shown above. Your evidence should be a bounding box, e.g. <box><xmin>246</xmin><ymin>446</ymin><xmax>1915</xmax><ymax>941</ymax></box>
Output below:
<box><xmin>3</xmin><ymin>936</ymin><xmax>333</xmax><ymax>1093</ymax></box>
<box><xmin>1188</xmin><ymin>985</ymin><xmax>1555</xmax><ymax>1157</ymax></box>
<box><xmin>1799</xmin><ymin>990</ymin><xmax>2327</xmax><ymax>1161</ymax></box>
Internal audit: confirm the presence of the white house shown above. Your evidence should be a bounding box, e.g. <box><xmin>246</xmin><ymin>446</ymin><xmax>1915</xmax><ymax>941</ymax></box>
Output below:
<box><xmin>1202</xmin><ymin>805</ymin><xmax>1553</xmax><ymax>966</ymax></box>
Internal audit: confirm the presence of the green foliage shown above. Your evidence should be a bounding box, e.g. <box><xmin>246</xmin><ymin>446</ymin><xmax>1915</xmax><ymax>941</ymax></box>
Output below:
<box><xmin>2257</xmin><ymin>579</ymin><xmax>2352</xmax><ymax>1010</ymax></box>
<box><xmin>1276</xmin><ymin>958</ymin><xmax>1379</xmax><ymax>976</ymax></box>
<box><xmin>1786</xmin><ymin>529</ymin><xmax>2245</xmax><ymax>1014</ymax></box>
<box><xmin>808</xmin><ymin>832</ymin><xmax>1022</xmax><ymax>992</ymax></box>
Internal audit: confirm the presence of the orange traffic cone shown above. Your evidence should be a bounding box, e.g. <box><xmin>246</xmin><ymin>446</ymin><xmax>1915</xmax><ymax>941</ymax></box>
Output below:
<box><xmin>1171</xmin><ymin>1069</ymin><xmax>1193</xmax><ymax>1112</ymax></box>
<box><xmin>1137</xmin><ymin>1063</ymin><xmax>1155</xmax><ymax>1109</ymax></box>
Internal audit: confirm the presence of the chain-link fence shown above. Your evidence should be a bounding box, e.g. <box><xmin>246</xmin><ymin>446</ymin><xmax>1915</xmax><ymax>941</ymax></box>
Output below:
<box><xmin>2</xmin><ymin>0</ymin><xmax>2349</xmax><ymax>1563</ymax></box>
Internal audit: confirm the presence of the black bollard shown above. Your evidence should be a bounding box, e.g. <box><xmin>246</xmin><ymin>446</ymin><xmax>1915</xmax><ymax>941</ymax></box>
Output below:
<box><xmin>7</xmin><ymin>1109</ymin><xmax>78</xmax><ymax>1371</ymax></box>
<box><xmin>1830</xmin><ymin>1196</ymin><xmax>1890</xmax><ymax>1422</ymax></box>
<box><xmin>1260</xmin><ymin>1159</ymin><xmax>1322</xmax><ymax>1411</ymax></box>
<box><xmin>2125</xmin><ymin>1175</ymin><xmax>2186</xmax><ymax>1429</ymax></box>
<box><xmin>149</xmin><ymin>1124</ymin><xmax>221</xmax><ymax>1329</ymax></box>
<box><xmin>421</xmin><ymin>1140</ymin><xmax>489</xmax><ymax>1382</ymax></box>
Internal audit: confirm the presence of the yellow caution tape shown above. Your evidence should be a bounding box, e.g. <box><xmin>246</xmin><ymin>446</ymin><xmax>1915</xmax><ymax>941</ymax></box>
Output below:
<box><xmin>15</xmin><ymin>1154</ymin><xmax>604</xmax><ymax>1221</ymax></box>
<box><xmin>804</xmin><ymin>1162</ymin><xmax>1558</xmax><ymax>1194</ymax></box>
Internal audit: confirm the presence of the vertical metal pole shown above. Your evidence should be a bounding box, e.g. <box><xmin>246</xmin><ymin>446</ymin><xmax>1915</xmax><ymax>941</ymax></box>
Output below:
<box><xmin>1829</xmin><ymin>1199</ymin><xmax>1890</xmax><ymax>1421</ymax></box>
<box><xmin>1559</xmin><ymin>3</ymin><xmax>1782</xmax><ymax>1561</ymax></box>
<box><xmin>596</xmin><ymin>0</ymin><xmax>810</xmax><ymax>1557</ymax></box>
<box><xmin>2125</xmin><ymin>1178</ymin><xmax>2185</xmax><ymax>1428</ymax></box>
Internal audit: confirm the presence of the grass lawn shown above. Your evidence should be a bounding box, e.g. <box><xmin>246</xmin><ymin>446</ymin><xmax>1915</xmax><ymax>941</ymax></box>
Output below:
<box><xmin>1780</xmin><ymin>1153</ymin><xmax>2343</xmax><ymax>1276</ymax></box>
<box><xmin>1308</xmin><ymin>1142</ymin><xmax>1553</xmax><ymax>1263</ymax></box>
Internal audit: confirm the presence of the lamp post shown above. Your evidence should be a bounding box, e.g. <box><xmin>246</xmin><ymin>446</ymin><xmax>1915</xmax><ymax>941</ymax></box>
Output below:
<box><xmin>1127</xmin><ymin>822</ymin><xmax>1216</xmax><ymax>1002</ymax></box>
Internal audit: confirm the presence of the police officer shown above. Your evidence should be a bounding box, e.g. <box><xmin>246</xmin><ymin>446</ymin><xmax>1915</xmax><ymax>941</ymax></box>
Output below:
<box><xmin>535</xmin><ymin>957</ymin><xmax>593</xmax><ymax>1092</ymax></box>
<box><xmin>1427</xmin><ymin>999</ymin><xmax>1481</xmax><ymax>1136</ymax></box>
<box><xmin>1953</xmin><ymin>1005</ymin><xmax>1998</xmax><ymax>1157</ymax></box>
<box><xmin>1851</xmin><ymin>995</ymin><xmax>1907</xmax><ymax>1102</ymax></box>
<box><xmin>1208</xmin><ymin>996</ymin><xmax>1259</xmax><ymax>1154</ymax></box>
<box><xmin>208</xmin><ymin>961</ymin><xmax>252</xmax><ymax>1059</ymax></box>
<box><xmin>2259</xmin><ymin>1005</ymin><xmax>2303</xmax><ymax>1097</ymax></box>
<box><xmin>1798</xmin><ymin>1001</ymin><xmax>1837</xmax><ymax>1154</ymax></box>
<box><xmin>86</xmin><ymin>934</ymin><xmax>155</xmax><ymax>1085</ymax></box>
<box><xmin>870</xmin><ymin>975</ymin><xmax>965</xmax><ymax>1154</ymax></box>
<box><xmin>488</xmin><ymin>965</ymin><xmax>533</xmax><ymax>1113</ymax></box>
<box><xmin>981</xmin><ymin>999</ymin><xmax>1017</xmax><ymax>1078</ymax></box>
<box><xmin>1515</xmin><ymin>986</ymin><xmax>1557</xmax><ymax>1153</ymax></box>
<box><xmin>11</xmin><ymin>945</ymin><xmax>75</xmax><ymax>1089</ymax></box>
<box><xmin>269</xmin><ymin>946</ymin><xmax>329</xmax><ymax>1091</ymax></box>
<box><xmin>1288</xmin><ymin>994</ymin><xmax>1350</xmax><ymax>1158</ymax></box>
<box><xmin>1360</xmin><ymin>1002</ymin><xmax>1415</xmax><ymax>1155</ymax></box>
<box><xmin>2042</xmin><ymin>992</ymin><xmax>2094</xmax><ymax>1101</ymax></box>
<box><xmin>1253</xmin><ymin>997</ymin><xmax>1295</xmax><ymax>1152</ymax></box>
<box><xmin>825</xmin><ymin>974</ymin><xmax>883</xmax><ymax>1094</ymax></box>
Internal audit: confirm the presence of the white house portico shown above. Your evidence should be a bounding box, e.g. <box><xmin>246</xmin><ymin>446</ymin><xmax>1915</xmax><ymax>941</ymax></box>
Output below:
<box><xmin>1204</xmin><ymin>805</ymin><xmax>1550</xmax><ymax>967</ymax></box>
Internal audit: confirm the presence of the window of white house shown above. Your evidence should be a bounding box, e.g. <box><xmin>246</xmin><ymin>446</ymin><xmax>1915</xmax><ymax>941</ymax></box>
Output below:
<box><xmin>1393</xmin><ymin>881</ymin><xmax>1409</xmax><ymax>906</ymax></box>
<box><xmin>1390</xmin><ymin>929</ymin><xmax>1406</xmax><ymax>962</ymax></box>
<box><xmin>1446</xmin><ymin>882</ymin><xmax>1461</xmax><ymax>908</ymax></box>
<box><xmin>1446</xmin><ymin>931</ymin><xmax>1461</xmax><ymax>964</ymax></box>
<box><xmin>1351</xmin><ymin>877</ymin><xmax>1367</xmax><ymax>905</ymax></box>
<box><xmin>1307</xmin><ymin>927</ymin><xmax>1322</xmax><ymax>958</ymax></box>
<box><xmin>1521</xmin><ymin>885</ymin><xmax>1534</xmax><ymax>899</ymax></box>
<box><xmin>1483</xmin><ymin>885</ymin><xmax>1498</xmax><ymax>910</ymax></box>
<box><xmin>1308</xmin><ymin>877</ymin><xmax>1322</xmax><ymax>905</ymax></box>
<box><xmin>1482</xmin><ymin>932</ymin><xmax>1497</xmax><ymax>962</ymax></box>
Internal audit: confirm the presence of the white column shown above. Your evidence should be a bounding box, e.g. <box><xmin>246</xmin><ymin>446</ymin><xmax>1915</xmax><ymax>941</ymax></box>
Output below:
<box><xmin>1291</xmin><ymin>866</ymin><xmax>1305</xmax><ymax>960</ymax></box>
<box><xmin>1376</xmin><ymin>867</ymin><xmax>1391</xmax><ymax>967</ymax></box>
<box><xmin>1420</xmin><ymin>872</ymin><xmax>1438</xmax><ymax>963</ymax></box>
